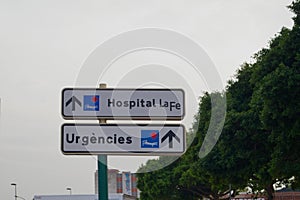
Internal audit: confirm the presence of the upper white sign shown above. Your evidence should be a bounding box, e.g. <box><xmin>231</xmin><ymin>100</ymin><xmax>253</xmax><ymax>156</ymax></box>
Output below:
<box><xmin>61</xmin><ymin>88</ymin><xmax>185</xmax><ymax>120</ymax></box>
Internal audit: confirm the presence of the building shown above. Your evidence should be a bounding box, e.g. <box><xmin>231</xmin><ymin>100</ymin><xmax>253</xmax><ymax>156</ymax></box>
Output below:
<box><xmin>273</xmin><ymin>188</ymin><xmax>300</xmax><ymax>200</ymax></box>
<box><xmin>95</xmin><ymin>169</ymin><xmax>139</xmax><ymax>198</ymax></box>
<box><xmin>222</xmin><ymin>189</ymin><xmax>300</xmax><ymax>200</ymax></box>
<box><xmin>33</xmin><ymin>194</ymin><xmax>136</xmax><ymax>200</ymax></box>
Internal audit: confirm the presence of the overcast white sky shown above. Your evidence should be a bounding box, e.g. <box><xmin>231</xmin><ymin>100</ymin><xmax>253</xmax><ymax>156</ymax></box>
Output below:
<box><xmin>0</xmin><ymin>0</ymin><xmax>295</xmax><ymax>199</ymax></box>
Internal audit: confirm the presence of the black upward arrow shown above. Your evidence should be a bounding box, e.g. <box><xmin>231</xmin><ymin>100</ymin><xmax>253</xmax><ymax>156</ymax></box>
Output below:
<box><xmin>66</xmin><ymin>96</ymin><xmax>82</xmax><ymax>111</ymax></box>
<box><xmin>161</xmin><ymin>130</ymin><xmax>180</xmax><ymax>148</ymax></box>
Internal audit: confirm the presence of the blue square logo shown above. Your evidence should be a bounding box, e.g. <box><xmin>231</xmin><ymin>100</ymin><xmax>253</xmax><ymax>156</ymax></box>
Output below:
<box><xmin>83</xmin><ymin>95</ymin><xmax>100</xmax><ymax>111</ymax></box>
<box><xmin>141</xmin><ymin>130</ymin><xmax>159</xmax><ymax>148</ymax></box>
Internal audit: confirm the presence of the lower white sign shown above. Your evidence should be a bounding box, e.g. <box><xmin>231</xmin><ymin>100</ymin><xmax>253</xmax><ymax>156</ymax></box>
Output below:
<box><xmin>61</xmin><ymin>124</ymin><xmax>185</xmax><ymax>155</ymax></box>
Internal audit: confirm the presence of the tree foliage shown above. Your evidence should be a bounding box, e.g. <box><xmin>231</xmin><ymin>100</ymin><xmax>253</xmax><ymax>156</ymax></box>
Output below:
<box><xmin>137</xmin><ymin>1</ymin><xmax>300</xmax><ymax>199</ymax></box>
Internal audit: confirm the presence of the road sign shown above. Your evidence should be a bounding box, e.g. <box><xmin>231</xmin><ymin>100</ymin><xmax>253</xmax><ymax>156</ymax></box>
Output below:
<box><xmin>61</xmin><ymin>88</ymin><xmax>185</xmax><ymax>120</ymax></box>
<box><xmin>61</xmin><ymin>124</ymin><xmax>185</xmax><ymax>155</ymax></box>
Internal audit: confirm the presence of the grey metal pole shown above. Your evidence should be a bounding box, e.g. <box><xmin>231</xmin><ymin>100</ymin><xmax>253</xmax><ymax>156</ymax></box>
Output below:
<box><xmin>66</xmin><ymin>187</ymin><xmax>72</xmax><ymax>195</ymax></box>
<box><xmin>11</xmin><ymin>183</ymin><xmax>17</xmax><ymax>200</ymax></box>
<box><xmin>98</xmin><ymin>83</ymin><xmax>108</xmax><ymax>200</ymax></box>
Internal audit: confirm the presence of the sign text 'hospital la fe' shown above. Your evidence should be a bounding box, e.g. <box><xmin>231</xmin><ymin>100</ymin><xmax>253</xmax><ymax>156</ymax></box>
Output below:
<box><xmin>62</xmin><ymin>88</ymin><xmax>185</xmax><ymax>120</ymax></box>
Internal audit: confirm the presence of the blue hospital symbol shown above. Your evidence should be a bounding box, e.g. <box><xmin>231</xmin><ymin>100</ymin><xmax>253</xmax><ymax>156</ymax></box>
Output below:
<box><xmin>83</xmin><ymin>95</ymin><xmax>100</xmax><ymax>111</ymax></box>
<box><xmin>141</xmin><ymin>130</ymin><xmax>159</xmax><ymax>148</ymax></box>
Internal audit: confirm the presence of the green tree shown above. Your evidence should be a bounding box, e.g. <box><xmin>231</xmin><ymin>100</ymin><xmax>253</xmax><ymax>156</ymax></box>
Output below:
<box><xmin>137</xmin><ymin>1</ymin><xmax>300</xmax><ymax>199</ymax></box>
<box><xmin>137</xmin><ymin>93</ymin><xmax>229</xmax><ymax>200</ymax></box>
<box><xmin>177</xmin><ymin>92</ymin><xmax>230</xmax><ymax>200</ymax></box>
<box><xmin>250</xmin><ymin>0</ymin><xmax>300</xmax><ymax>191</ymax></box>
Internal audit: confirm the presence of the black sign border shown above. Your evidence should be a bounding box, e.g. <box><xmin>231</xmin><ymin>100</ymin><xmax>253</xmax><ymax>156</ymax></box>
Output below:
<box><xmin>61</xmin><ymin>88</ymin><xmax>185</xmax><ymax>120</ymax></box>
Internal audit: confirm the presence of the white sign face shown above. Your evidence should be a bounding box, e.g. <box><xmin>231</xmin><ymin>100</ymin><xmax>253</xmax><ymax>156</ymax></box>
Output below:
<box><xmin>61</xmin><ymin>124</ymin><xmax>185</xmax><ymax>155</ymax></box>
<box><xmin>61</xmin><ymin>88</ymin><xmax>185</xmax><ymax>120</ymax></box>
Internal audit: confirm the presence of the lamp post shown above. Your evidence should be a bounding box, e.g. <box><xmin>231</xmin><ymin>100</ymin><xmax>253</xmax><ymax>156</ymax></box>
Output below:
<box><xmin>11</xmin><ymin>183</ymin><xmax>17</xmax><ymax>200</ymax></box>
<box><xmin>66</xmin><ymin>187</ymin><xmax>72</xmax><ymax>195</ymax></box>
<box><xmin>10</xmin><ymin>183</ymin><xmax>26</xmax><ymax>200</ymax></box>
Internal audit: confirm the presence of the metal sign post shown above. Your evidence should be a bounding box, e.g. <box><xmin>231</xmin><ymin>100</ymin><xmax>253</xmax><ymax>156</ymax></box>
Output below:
<box><xmin>98</xmin><ymin>83</ymin><xmax>108</xmax><ymax>200</ymax></box>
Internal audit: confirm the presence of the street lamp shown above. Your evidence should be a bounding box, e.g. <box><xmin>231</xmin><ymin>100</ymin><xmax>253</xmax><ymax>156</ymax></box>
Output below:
<box><xmin>10</xmin><ymin>183</ymin><xmax>26</xmax><ymax>200</ymax></box>
<box><xmin>66</xmin><ymin>187</ymin><xmax>72</xmax><ymax>195</ymax></box>
<box><xmin>11</xmin><ymin>183</ymin><xmax>17</xmax><ymax>200</ymax></box>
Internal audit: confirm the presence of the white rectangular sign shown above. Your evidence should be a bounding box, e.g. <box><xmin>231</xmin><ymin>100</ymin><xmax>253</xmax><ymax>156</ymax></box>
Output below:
<box><xmin>61</xmin><ymin>88</ymin><xmax>185</xmax><ymax>120</ymax></box>
<box><xmin>61</xmin><ymin>124</ymin><xmax>185</xmax><ymax>155</ymax></box>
